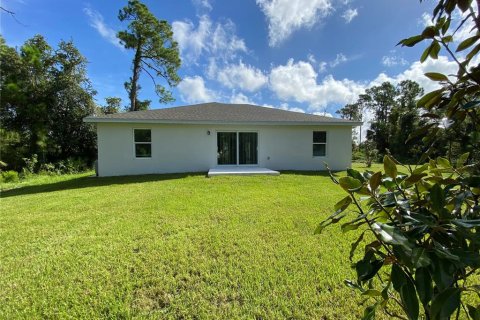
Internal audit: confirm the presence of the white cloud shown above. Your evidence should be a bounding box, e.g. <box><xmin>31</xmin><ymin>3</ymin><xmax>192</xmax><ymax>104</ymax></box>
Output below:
<box><xmin>420</xmin><ymin>12</ymin><xmax>433</xmax><ymax>27</ymax></box>
<box><xmin>420</xmin><ymin>9</ymin><xmax>477</xmax><ymax>43</ymax></box>
<box><xmin>313</xmin><ymin>111</ymin><xmax>333</xmax><ymax>117</ymax></box>
<box><xmin>452</xmin><ymin>8</ymin><xmax>477</xmax><ymax>42</ymax></box>
<box><xmin>172</xmin><ymin>15</ymin><xmax>246</xmax><ymax>64</ymax></box>
<box><xmin>279</xmin><ymin>103</ymin><xmax>306</xmax><ymax>113</ymax></box>
<box><xmin>177</xmin><ymin>76</ymin><xmax>217</xmax><ymax>103</ymax></box>
<box><xmin>230</xmin><ymin>92</ymin><xmax>254</xmax><ymax>104</ymax></box>
<box><xmin>172</xmin><ymin>16</ymin><xmax>210</xmax><ymax>63</ymax></box>
<box><xmin>269</xmin><ymin>58</ymin><xmax>364</xmax><ymax>109</ymax></box>
<box><xmin>330</xmin><ymin>53</ymin><xmax>348</xmax><ymax>67</ymax></box>
<box><xmin>381</xmin><ymin>55</ymin><xmax>408</xmax><ymax>67</ymax></box>
<box><xmin>256</xmin><ymin>0</ymin><xmax>333</xmax><ymax>47</ymax></box>
<box><xmin>83</xmin><ymin>7</ymin><xmax>123</xmax><ymax>49</ymax></box>
<box><xmin>342</xmin><ymin>8</ymin><xmax>358</xmax><ymax>23</ymax></box>
<box><xmin>210</xmin><ymin>19</ymin><xmax>247</xmax><ymax>58</ymax></box>
<box><xmin>372</xmin><ymin>55</ymin><xmax>457</xmax><ymax>92</ymax></box>
<box><xmin>268</xmin><ymin>55</ymin><xmax>457</xmax><ymax>112</ymax></box>
<box><xmin>217</xmin><ymin>61</ymin><xmax>268</xmax><ymax>92</ymax></box>
<box><xmin>192</xmin><ymin>0</ymin><xmax>212</xmax><ymax>11</ymax></box>
<box><xmin>318</xmin><ymin>61</ymin><xmax>328</xmax><ymax>72</ymax></box>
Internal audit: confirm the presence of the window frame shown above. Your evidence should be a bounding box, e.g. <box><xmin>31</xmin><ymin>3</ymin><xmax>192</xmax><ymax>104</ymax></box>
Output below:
<box><xmin>133</xmin><ymin>128</ymin><xmax>152</xmax><ymax>159</ymax></box>
<box><xmin>216</xmin><ymin>130</ymin><xmax>259</xmax><ymax>166</ymax></box>
<box><xmin>312</xmin><ymin>131</ymin><xmax>327</xmax><ymax>157</ymax></box>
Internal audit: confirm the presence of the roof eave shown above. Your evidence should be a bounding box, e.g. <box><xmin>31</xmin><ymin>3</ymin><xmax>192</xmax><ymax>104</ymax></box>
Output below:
<box><xmin>83</xmin><ymin>117</ymin><xmax>362</xmax><ymax>126</ymax></box>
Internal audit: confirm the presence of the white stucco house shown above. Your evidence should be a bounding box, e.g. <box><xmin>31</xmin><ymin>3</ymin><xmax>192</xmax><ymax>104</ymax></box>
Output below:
<box><xmin>83</xmin><ymin>102</ymin><xmax>361</xmax><ymax>177</ymax></box>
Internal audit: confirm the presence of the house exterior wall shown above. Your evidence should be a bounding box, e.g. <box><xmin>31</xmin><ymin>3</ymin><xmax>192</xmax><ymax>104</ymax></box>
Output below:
<box><xmin>96</xmin><ymin>123</ymin><xmax>353</xmax><ymax>176</ymax></box>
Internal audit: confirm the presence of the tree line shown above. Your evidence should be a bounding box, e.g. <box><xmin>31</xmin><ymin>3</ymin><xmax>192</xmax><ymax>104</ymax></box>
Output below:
<box><xmin>336</xmin><ymin>79</ymin><xmax>479</xmax><ymax>165</ymax></box>
<box><xmin>0</xmin><ymin>0</ymin><xmax>181</xmax><ymax>173</ymax></box>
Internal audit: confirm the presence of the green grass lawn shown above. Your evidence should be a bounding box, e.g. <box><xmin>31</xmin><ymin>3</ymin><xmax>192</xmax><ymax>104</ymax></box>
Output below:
<box><xmin>1</xmin><ymin>164</ymin><xmax>388</xmax><ymax>319</ymax></box>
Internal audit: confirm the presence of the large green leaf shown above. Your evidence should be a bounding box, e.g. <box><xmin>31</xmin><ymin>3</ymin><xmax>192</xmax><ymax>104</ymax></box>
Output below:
<box><xmin>391</xmin><ymin>264</ymin><xmax>419</xmax><ymax>320</ymax></box>
<box><xmin>398</xmin><ymin>35</ymin><xmax>424</xmax><ymax>47</ymax></box>
<box><xmin>431</xmin><ymin>259</ymin><xmax>455</xmax><ymax>291</ymax></box>
<box><xmin>334</xmin><ymin>195</ymin><xmax>352</xmax><ymax>212</ymax></box>
<box><xmin>429</xmin><ymin>184</ymin><xmax>445</xmax><ymax>214</ymax></box>
<box><xmin>467</xmin><ymin>304</ymin><xmax>480</xmax><ymax>320</ymax></box>
<box><xmin>422</xmin><ymin>26</ymin><xmax>437</xmax><ymax>38</ymax></box>
<box><xmin>362</xmin><ymin>305</ymin><xmax>376</xmax><ymax>320</ymax></box>
<box><xmin>400</xmin><ymin>280</ymin><xmax>420</xmax><ymax>320</ymax></box>
<box><xmin>362</xmin><ymin>289</ymin><xmax>382</xmax><ymax>297</ymax></box>
<box><xmin>456</xmin><ymin>34</ymin><xmax>480</xmax><ymax>52</ymax></box>
<box><xmin>347</xmin><ymin>168</ymin><xmax>365</xmax><ymax>182</ymax></box>
<box><xmin>369</xmin><ymin>171</ymin><xmax>382</xmax><ymax>191</ymax></box>
<box><xmin>413</xmin><ymin>163</ymin><xmax>429</xmax><ymax>174</ymax></box>
<box><xmin>430</xmin><ymin>288</ymin><xmax>462</xmax><ymax>320</ymax></box>
<box><xmin>392</xmin><ymin>264</ymin><xmax>406</xmax><ymax>291</ymax></box>
<box><xmin>436</xmin><ymin>157</ymin><xmax>451</xmax><ymax>168</ymax></box>
<box><xmin>457</xmin><ymin>0</ymin><xmax>472</xmax><ymax>12</ymax></box>
<box><xmin>416</xmin><ymin>89</ymin><xmax>445</xmax><ymax>108</ymax></box>
<box><xmin>462</xmin><ymin>100</ymin><xmax>480</xmax><ymax>109</ymax></box>
<box><xmin>372</xmin><ymin>223</ymin><xmax>412</xmax><ymax>249</ymax></box>
<box><xmin>356</xmin><ymin>258</ymin><xmax>383</xmax><ymax>282</ymax></box>
<box><xmin>425</xmin><ymin>72</ymin><xmax>449</xmax><ymax>82</ymax></box>
<box><xmin>456</xmin><ymin>152</ymin><xmax>470</xmax><ymax>168</ymax></box>
<box><xmin>415</xmin><ymin>267</ymin><xmax>433</xmax><ymax>305</ymax></box>
<box><xmin>404</xmin><ymin>173</ymin><xmax>427</xmax><ymax>186</ymax></box>
<box><xmin>412</xmin><ymin>247</ymin><xmax>432</xmax><ymax>268</ymax></box>
<box><xmin>384</xmin><ymin>155</ymin><xmax>398</xmax><ymax>179</ymax></box>
<box><xmin>339</xmin><ymin>176</ymin><xmax>363</xmax><ymax>192</ymax></box>
<box><xmin>341</xmin><ymin>221</ymin><xmax>365</xmax><ymax>232</ymax></box>
<box><xmin>452</xmin><ymin>219</ymin><xmax>480</xmax><ymax>228</ymax></box>
<box><xmin>349</xmin><ymin>231</ymin><xmax>365</xmax><ymax>261</ymax></box>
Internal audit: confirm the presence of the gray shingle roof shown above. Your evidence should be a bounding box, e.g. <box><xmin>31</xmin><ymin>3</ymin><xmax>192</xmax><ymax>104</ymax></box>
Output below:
<box><xmin>84</xmin><ymin>102</ymin><xmax>361</xmax><ymax>125</ymax></box>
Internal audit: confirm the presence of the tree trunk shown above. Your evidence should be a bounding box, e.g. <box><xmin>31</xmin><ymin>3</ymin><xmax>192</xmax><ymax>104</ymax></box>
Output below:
<box><xmin>129</xmin><ymin>42</ymin><xmax>142</xmax><ymax>111</ymax></box>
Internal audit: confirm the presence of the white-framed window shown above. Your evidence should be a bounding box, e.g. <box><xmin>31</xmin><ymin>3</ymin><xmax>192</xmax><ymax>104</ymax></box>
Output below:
<box><xmin>134</xmin><ymin>129</ymin><xmax>152</xmax><ymax>158</ymax></box>
<box><xmin>313</xmin><ymin>131</ymin><xmax>327</xmax><ymax>157</ymax></box>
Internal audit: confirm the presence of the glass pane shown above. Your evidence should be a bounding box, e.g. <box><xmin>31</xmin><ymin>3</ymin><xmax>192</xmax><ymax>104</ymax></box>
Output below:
<box><xmin>239</xmin><ymin>132</ymin><xmax>258</xmax><ymax>165</ymax></box>
<box><xmin>313</xmin><ymin>144</ymin><xmax>326</xmax><ymax>157</ymax></box>
<box><xmin>135</xmin><ymin>144</ymin><xmax>151</xmax><ymax>157</ymax></box>
<box><xmin>313</xmin><ymin>131</ymin><xmax>326</xmax><ymax>143</ymax></box>
<box><xmin>217</xmin><ymin>132</ymin><xmax>237</xmax><ymax>165</ymax></box>
<box><xmin>134</xmin><ymin>129</ymin><xmax>151</xmax><ymax>142</ymax></box>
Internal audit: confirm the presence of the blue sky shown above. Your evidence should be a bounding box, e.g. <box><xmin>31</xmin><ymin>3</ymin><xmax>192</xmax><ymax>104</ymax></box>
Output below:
<box><xmin>2</xmin><ymin>0</ymin><xmax>464</xmax><ymax>117</ymax></box>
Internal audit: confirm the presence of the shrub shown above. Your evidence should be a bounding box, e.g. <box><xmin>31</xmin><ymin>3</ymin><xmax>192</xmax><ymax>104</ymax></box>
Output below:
<box><xmin>318</xmin><ymin>156</ymin><xmax>479</xmax><ymax>319</ymax></box>
<box><xmin>2</xmin><ymin>170</ymin><xmax>19</xmax><ymax>183</ymax></box>
<box><xmin>39</xmin><ymin>162</ymin><xmax>59</xmax><ymax>175</ymax></box>
<box><xmin>363</xmin><ymin>141</ymin><xmax>378</xmax><ymax>168</ymax></box>
<box><xmin>21</xmin><ymin>154</ymin><xmax>38</xmax><ymax>177</ymax></box>
<box><xmin>353</xmin><ymin>150</ymin><xmax>366</xmax><ymax>161</ymax></box>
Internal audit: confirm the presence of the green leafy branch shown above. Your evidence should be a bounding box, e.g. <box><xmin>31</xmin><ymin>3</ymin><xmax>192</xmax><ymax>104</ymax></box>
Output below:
<box><xmin>317</xmin><ymin>155</ymin><xmax>480</xmax><ymax>319</ymax></box>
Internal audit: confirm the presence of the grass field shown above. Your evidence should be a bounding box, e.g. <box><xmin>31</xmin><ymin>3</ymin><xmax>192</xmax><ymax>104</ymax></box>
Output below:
<box><xmin>1</xmin><ymin>164</ymin><xmax>388</xmax><ymax>319</ymax></box>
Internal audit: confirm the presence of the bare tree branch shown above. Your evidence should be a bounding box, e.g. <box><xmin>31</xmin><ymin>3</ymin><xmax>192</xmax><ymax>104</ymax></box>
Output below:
<box><xmin>0</xmin><ymin>6</ymin><xmax>27</xmax><ymax>26</ymax></box>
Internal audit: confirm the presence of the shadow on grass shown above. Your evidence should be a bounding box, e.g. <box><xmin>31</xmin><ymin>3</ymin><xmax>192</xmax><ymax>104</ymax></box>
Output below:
<box><xmin>0</xmin><ymin>172</ymin><xmax>207</xmax><ymax>198</ymax></box>
<box><xmin>279</xmin><ymin>170</ymin><xmax>332</xmax><ymax>177</ymax></box>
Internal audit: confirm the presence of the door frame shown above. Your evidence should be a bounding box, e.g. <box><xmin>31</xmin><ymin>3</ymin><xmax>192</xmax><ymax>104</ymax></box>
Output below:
<box><xmin>216</xmin><ymin>130</ymin><xmax>259</xmax><ymax>166</ymax></box>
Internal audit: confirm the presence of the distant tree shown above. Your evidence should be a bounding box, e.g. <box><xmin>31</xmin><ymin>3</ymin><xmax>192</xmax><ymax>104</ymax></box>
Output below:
<box><xmin>337</xmin><ymin>102</ymin><xmax>363</xmax><ymax>143</ymax></box>
<box><xmin>48</xmin><ymin>40</ymin><xmax>97</xmax><ymax>163</ymax></box>
<box><xmin>0</xmin><ymin>35</ymin><xmax>97</xmax><ymax>170</ymax></box>
<box><xmin>360</xmin><ymin>82</ymin><xmax>397</xmax><ymax>155</ymax></box>
<box><xmin>117</xmin><ymin>0</ymin><xmax>181</xmax><ymax>111</ymax></box>
<box><xmin>346</xmin><ymin>80</ymin><xmax>425</xmax><ymax>162</ymax></box>
<box><xmin>101</xmin><ymin>97</ymin><xmax>122</xmax><ymax>114</ymax></box>
<box><xmin>389</xmin><ymin>80</ymin><xmax>424</xmax><ymax>161</ymax></box>
<box><xmin>336</xmin><ymin>102</ymin><xmax>363</xmax><ymax>121</ymax></box>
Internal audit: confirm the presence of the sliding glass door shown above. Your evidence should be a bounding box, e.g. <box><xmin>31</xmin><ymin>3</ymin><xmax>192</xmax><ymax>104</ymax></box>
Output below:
<box><xmin>239</xmin><ymin>132</ymin><xmax>258</xmax><ymax>165</ymax></box>
<box><xmin>217</xmin><ymin>132</ymin><xmax>237</xmax><ymax>165</ymax></box>
<box><xmin>217</xmin><ymin>132</ymin><xmax>258</xmax><ymax>165</ymax></box>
